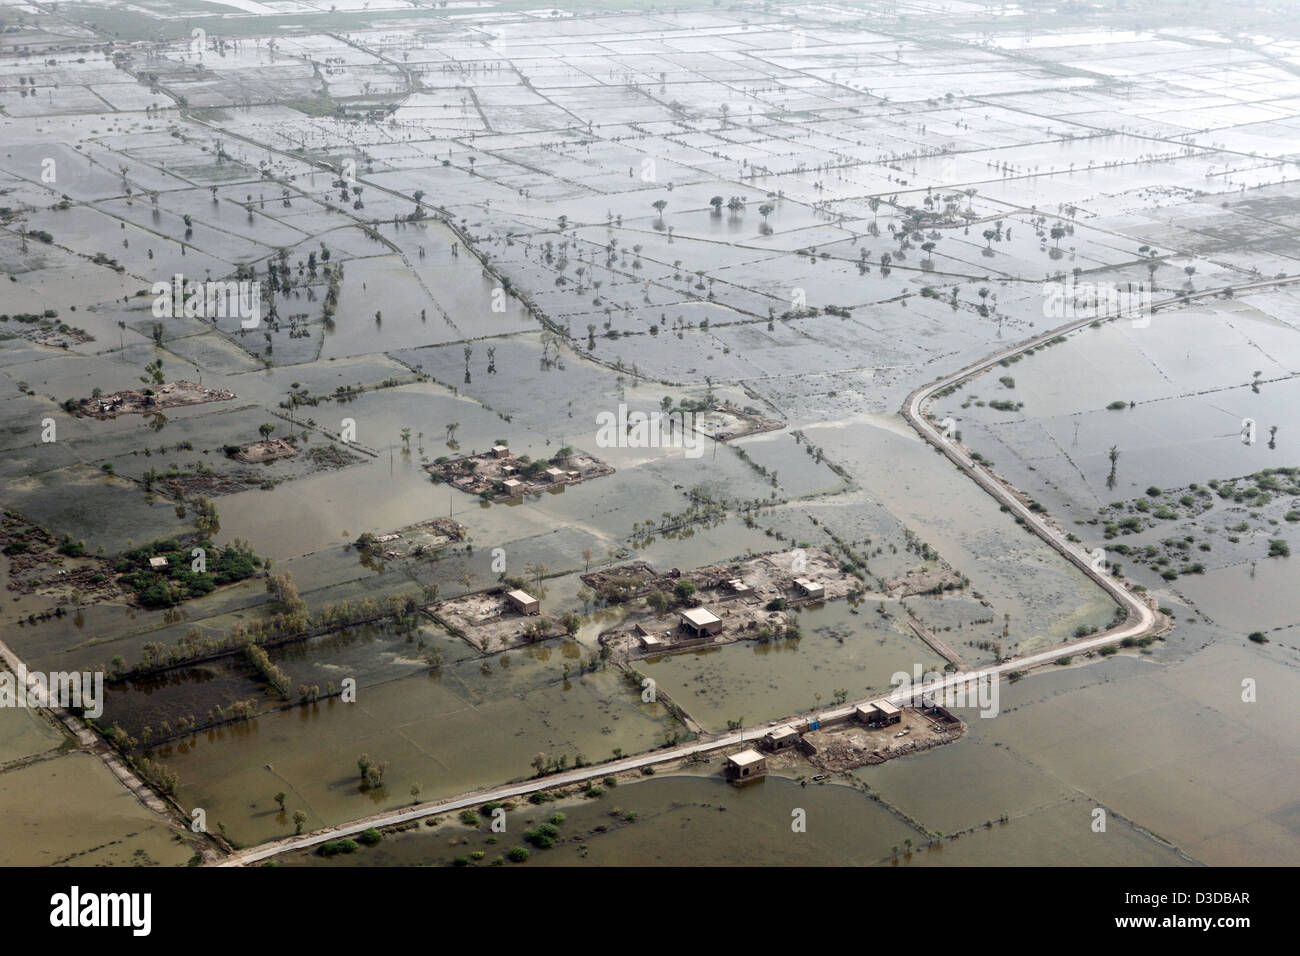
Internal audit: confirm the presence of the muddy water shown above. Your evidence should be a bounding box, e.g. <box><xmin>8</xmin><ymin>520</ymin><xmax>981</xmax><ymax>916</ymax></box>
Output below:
<box><xmin>805</xmin><ymin>414</ymin><xmax>1118</xmax><ymax>650</ymax></box>
<box><xmin>277</xmin><ymin>769</ymin><xmax>917</xmax><ymax>867</ymax></box>
<box><xmin>0</xmin><ymin>752</ymin><xmax>194</xmax><ymax>866</ymax></box>
<box><xmin>276</xmin><ymin>623</ymin><xmax>1289</xmax><ymax>866</ymax></box>
<box><xmin>153</xmin><ymin>650</ymin><xmax>678</xmax><ymax>846</ymax></box>
<box><xmin>640</xmin><ymin>600</ymin><xmax>945</xmax><ymax>731</ymax></box>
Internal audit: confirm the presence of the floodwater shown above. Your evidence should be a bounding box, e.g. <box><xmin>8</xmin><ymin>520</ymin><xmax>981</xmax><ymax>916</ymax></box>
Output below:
<box><xmin>2</xmin><ymin>0</ymin><xmax>1297</xmax><ymax>868</ymax></box>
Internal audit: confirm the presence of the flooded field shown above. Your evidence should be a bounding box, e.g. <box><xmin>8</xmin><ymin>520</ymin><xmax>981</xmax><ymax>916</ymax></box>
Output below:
<box><xmin>1</xmin><ymin>0</ymin><xmax>1297</xmax><ymax>869</ymax></box>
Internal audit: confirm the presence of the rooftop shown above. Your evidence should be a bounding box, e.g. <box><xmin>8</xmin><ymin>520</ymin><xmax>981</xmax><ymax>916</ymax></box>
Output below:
<box><xmin>680</xmin><ymin>607</ymin><xmax>721</xmax><ymax>627</ymax></box>
<box><xmin>728</xmin><ymin>749</ymin><xmax>765</xmax><ymax>768</ymax></box>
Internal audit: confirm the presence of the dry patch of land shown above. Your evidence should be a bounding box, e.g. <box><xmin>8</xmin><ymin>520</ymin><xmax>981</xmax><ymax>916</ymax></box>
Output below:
<box><xmin>426</xmin><ymin>448</ymin><xmax>613</xmax><ymax>500</ymax></box>
<box><xmin>231</xmin><ymin>439</ymin><xmax>296</xmax><ymax>463</ymax></box>
<box><xmin>150</xmin><ymin>443</ymin><xmax>364</xmax><ymax>500</ymax></box>
<box><xmin>429</xmin><ymin>589</ymin><xmax>566</xmax><ymax>654</ymax></box>
<box><xmin>693</xmin><ymin>402</ymin><xmax>784</xmax><ymax>441</ymax></box>
<box><xmin>71</xmin><ymin>381</ymin><xmax>235</xmax><ymax>419</ymax></box>
<box><xmin>886</xmin><ymin>566</ymin><xmax>968</xmax><ymax>597</ymax></box>
<box><xmin>1</xmin><ymin>512</ymin><xmax>120</xmax><ymax>611</ymax></box>
<box><xmin>355</xmin><ymin>517</ymin><xmax>465</xmax><ymax>560</ymax></box>
<box><xmin>801</xmin><ymin>706</ymin><xmax>965</xmax><ymax>771</ymax></box>
<box><xmin>597</xmin><ymin>549</ymin><xmax>864</xmax><ymax>659</ymax></box>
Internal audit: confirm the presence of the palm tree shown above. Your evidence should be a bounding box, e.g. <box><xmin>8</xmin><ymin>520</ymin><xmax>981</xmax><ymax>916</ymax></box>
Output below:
<box><xmin>1107</xmin><ymin>445</ymin><xmax>1120</xmax><ymax>489</ymax></box>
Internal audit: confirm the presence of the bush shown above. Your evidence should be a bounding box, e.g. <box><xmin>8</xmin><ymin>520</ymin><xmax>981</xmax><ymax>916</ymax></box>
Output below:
<box><xmin>523</xmin><ymin>829</ymin><xmax>554</xmax><ymax>849</ymax></box>
<box><xmin>317</xmin><ymin>839</ymin><xmax>358</xmax><ymax>857</ymax></box>
<box><xmin>507</xmin><ymin>846</ymin><xmax>530</xmax><ymax>863</ymax></box>
<box><xmin>1248</xmin><ymin>632</ymin><xmax>1268</xmax><ymax>644</ymax></box>
<box><xmin>357</xmin><ymin>827</ymin><xmax>382</xmax><ymax>846</ymax></box>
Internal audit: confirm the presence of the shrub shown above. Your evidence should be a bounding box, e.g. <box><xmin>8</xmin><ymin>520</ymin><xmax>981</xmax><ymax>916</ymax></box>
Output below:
<box><xmin>317</xmin><ymin>839</ymin><xmax>358</xmax><ymax>857</ymax></box>
<box><xmin>507</xmin><ymin>846</ymin><xmax>530</xmax><ymax>863</ymax></box>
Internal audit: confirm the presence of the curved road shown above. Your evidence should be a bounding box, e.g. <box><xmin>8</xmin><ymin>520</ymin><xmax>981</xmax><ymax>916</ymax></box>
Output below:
<box><xmin>224</xmin><ymin>279</ymin><xmax>1300</xmax><ymax>866</ymax></box>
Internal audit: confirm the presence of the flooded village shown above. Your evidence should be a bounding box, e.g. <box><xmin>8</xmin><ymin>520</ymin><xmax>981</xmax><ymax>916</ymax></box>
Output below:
<box><xmin>0</xmin><ymin>0</ymin><xmax>1297</xmax><ymax>873</ymax></box>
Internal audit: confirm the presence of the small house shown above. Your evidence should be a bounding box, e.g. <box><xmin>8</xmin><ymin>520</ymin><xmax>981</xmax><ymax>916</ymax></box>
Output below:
<box><xmin>148</xmin><ymin>556</ymin><xmax>169</xmax><ymax>570</ymax></box>
<box><xmin>544</xmin><ymin>467</ymin><xmax>567</xmax><ymax>483</ymax></box>
<box><xmin>765</xmin><ymin>726</ymin><xmax>798</xmax><ymax>751</ymax></box>
<box><xmin>501</xmin><ymin>478</ymin><xmax>524</xmax><ymax>494</ymax></box>
<box><xmin>794</xmin><ymin>578</ymin><xmax>825</xmax><ymax>599</ymax></box>
<box><xmin>726</xmin><ymin>749</ymin><xmax>767</xmax><ymax>782</ymax></box>
<box><xmin>680</xmin><ymin>607</ymin><xmax>723</xmax><ymax>637</ymax></box>
<box><xmin>875</xmin><ymin>700</ymin><xmax>902</xmax><ymax>726</ymax></box>
<box><xmin>505</xmin><ymin>589</ymin><xmax>540</xmax><ymax>616</ymax></box>
<box><xmin>492</xmin><ymin>445</ymin><xmax>510</xmax><ymax>458</ymax></box>
<box><xmin>720</xmin><ymin>578</ymin><xmax>754</xmax><ymax>601</ymax></box>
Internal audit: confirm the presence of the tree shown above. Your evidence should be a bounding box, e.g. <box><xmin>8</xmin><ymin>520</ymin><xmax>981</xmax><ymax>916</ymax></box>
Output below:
<box><xmin>582</xmin><ymin>547</ymin><xmax>593</xmax><ymax>572</ymax></box>
<box><xmin>652</xmin><ymin>199</ymin><xmax>667</xmax><ymax>219</ymax></box>
<box><xmin>1107</xmin><ymin>445</ymin><xmax>1120</xmax><ymax>489</ymax></box>
<box><xmin>275</xmin><ymin>791</ymin><xmax>286</xmax><ymax>811</ymax></box>
<box><xmin>758</xmin><ymin>203</ymin><xmax>774</xmax><ymax>221</ymax></box>
<box><xmin>258</xmin><ymin>423</ymin><xmax>274</xmax><ymax>440</ymax></box>
<box><xmin>709</xmin><ymin>195</ymin><xmax>724</xmax><ymax>214</ymax></box>
<box><xmin>292</xmin><ymin>810</ymin><xmax>307</xmax><ymax>834</ymax></box>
